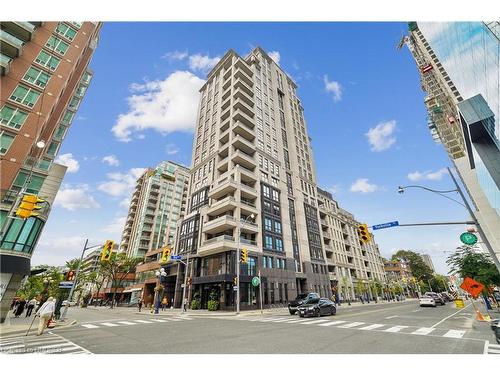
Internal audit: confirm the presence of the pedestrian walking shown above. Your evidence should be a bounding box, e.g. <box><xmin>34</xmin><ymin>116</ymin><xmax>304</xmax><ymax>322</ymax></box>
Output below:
<box><xmin>25</xmin><ymin>298</ymin><xmax>37</xmax><ymax>317</ymax></box>
<box><xmin>36</xmin><ymin>297</ymin><xmax>55</xmax><ymax>336</ymax></box>
<box><xmin>183</xmin><ymin>298</ymin><xmax>187</xmax><ymax>312</ymax></box>
<box><xmin>138</xmin><ymin>298</ymin><xmax>143</xmax><ymax>312</ymax></box>
<box><xmin>161</xmin><ymin>297</ymin><xmax>168</xmax><ymax>311</ymax></box>
<box><xmin>14</xmin><ymin>298</ymin><xmax>27</xmax><ymax>317</ymax></box>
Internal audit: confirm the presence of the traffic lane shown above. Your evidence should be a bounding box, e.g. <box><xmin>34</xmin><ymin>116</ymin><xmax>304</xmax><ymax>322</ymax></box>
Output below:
<box><xmin>55</xmin><ymin>316</ymin><xmax>485</xmax><ymax>354</ymax></box>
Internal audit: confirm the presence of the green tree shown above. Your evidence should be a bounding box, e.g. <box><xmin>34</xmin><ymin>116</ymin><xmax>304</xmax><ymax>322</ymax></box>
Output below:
<box><xmin>392</xmin><ymin>250</ymin><xmax>434</xmax><ymax>281</ymax></box>
<box><xmin>99</xmin><ymin>253</ymin><xmax>141</xmax><ymax>308</ymax></box>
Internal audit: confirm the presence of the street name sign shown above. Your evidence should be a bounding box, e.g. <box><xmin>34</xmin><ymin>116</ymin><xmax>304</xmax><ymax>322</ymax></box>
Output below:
<box><xmin>372</xmin><ymin>221</ymin><xmax>399</xmax><ymax>230</ymax></box>
<box><xmin>460</xmin><ymin>232</ymin><xmax>477</xmax><ymax>245</ymax></box>
<box><xmin>59</xmin><ymin>281</ymin><xmax>74</xmax><ymax>289</ymax></box>
<box><xmin>252</xmin><ymin>277</ymin><xmax>260</xmax><ymax>287</ymax></box>
<box><xmin>171</xmin><ymin>255</ymin><xmax>182</xmax><ymax>260</ymax></box>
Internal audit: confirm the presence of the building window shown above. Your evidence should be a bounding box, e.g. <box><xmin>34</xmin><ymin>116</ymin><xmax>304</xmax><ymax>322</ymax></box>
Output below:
<box><xmin>274</xmin><ymin>220</ymin><xmax>282</xmax><ymax>234</ymax></box>
<box><xmin>45</xmin><ymin>36</ymin><xmax>69</xmax><ymax>55</ymax></box>
<box><xmin>0</xmin><ymin>132</ymin><xmax>15</xmax><ymax>154</ymax></box>
<box><xmin>34</xmin><ymin>50</ymin><xmax>60</xmax><ymax>71</ymax></box>
<box><xmin>11</xmin><ymin>171</ymin><xmax>45</xmax><ymax>194</ymax></box>
<box><xmin>275</xmin><ymin>238</ymin><xmax>283</xmax><ymax>252</ymax></box>
<box><xmin>55</xmin><ymin>22</ymin><xmax>78</xmax><ymax>41</ymax></box>
<box><xmin>0</xmin><ymin>106</ymin><xmax>28</xmax><ymax>130</ymax></box>
<box><xmin>46</xmin><ymin>141</ymin><xmax>59</xmax><ymax>157</ymax></box>
<box><xmin>264</xmin><ymin>218</ymin><xmax>272</xmax><ymax>231</ymax></box>
<box><xmin>23</xmin><ymin>66</ymin><xmax>51</xmax><ymax>88</ymax></box>
<box><xmin>264</xmin><ymin>235</ymin><xmax>273</xmax><ymax>250</ymax></box>
<box><xmin>9</xmin><ymin>85</ymin><xmax>41</xmax><ymax>108</ymax></box>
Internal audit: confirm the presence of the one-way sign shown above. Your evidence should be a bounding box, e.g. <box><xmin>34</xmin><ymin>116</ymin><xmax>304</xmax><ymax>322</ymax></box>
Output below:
<box><xmin>372</xmin><ymin>221</ymin><xmax>399</xmax><ymax>230</ymax></box>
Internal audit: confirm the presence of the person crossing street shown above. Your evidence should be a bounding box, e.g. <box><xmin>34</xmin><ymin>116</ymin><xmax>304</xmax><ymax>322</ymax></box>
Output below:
<box><xmin>36</xmin><ymin>297</ymin><xmax>55</xmax><ymax>336</ymax></box>
<box><xmin>25</xmin><ymin>298</ymin><xmax>37</xmax><ymax>317</ymax></box>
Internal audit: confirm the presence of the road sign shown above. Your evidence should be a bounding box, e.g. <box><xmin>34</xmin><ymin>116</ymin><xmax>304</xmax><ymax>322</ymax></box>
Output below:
<box><xmin>251</xmin><ymin>276</ymin><xmax>260</xmax><ymax>287</ymax></box>
<box><xmin>371</xmin><ymin>221</ymin><xmax>399</xmax><ymax>230</ymax></box>
<box><xmin>460</xmin><ymin>277</ymin><xmax>484</xmax><ymax>298</ymax></box>
<box><xmin>59</xmin><ymin>281</ymin><xmax>74</xmax><ymax>289</ymax></box>
<box><xmin>460</xmin><ymin>232</ymin><xmax>477</xmax><ymax>245</ymax></box>
<box><xmin>233</xmin><ymin>286</ymin><xmax>238</xmax><ymax>291</ymax></box>
<box><xmin>171</xmin><ymin>255</ymin><xmax>182</xmax><ymax>260</ymax></box>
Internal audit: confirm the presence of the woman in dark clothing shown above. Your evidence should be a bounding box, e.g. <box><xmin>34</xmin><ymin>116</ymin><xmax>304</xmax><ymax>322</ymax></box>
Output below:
<box><xmin>14</xmin><ymin>298</ymin><xmax>27</xmax><ymax>317</ymax></box>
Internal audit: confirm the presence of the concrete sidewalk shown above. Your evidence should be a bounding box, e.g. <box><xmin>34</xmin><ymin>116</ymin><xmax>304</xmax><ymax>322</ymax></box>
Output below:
<box><xmin>0</xmin><ymin>311</ymin><xmax>77</xmax><ymax>336</ymax></box>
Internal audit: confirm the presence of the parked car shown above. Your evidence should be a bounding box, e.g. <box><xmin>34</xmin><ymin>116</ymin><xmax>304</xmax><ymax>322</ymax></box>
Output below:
<box><xmin>298</xmin><ymin>298</ymin><xmax>337</xmax><ymax>318</ymax></box>
<box><xmin>288</xmin><ymin>292</ymin><xmax>320</xmax><ymax>315</ymax></box>
<box><xmin>439</xmin><ymin>293</ymin><xmax>453</xmax><ymax>302</ymax></box>
<box><xmin>424</xmin><ymin>292</ymin><xmax>445</xmax><ymax>305</ymax></box>
<box><xmin>419</xmin><ymin>295</ymin><xmax>437</xmax><ymax>307</ymax></box>
<box><xmin>490</xmin><ymin>319</ymin><xmax>500</xmax><ymax>344</ymax></box>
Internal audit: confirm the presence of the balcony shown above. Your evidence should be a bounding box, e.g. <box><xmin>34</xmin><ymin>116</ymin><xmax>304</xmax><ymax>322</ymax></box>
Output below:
<box><xmin>217</xmin><ymin>157</ymin><xmax>229</xmax><ymax>173</ymax></box>
<box><xmin>218</xmin><ymin>142</ymin><xmax>229</xmax><ymax>158</ymax></box>
<box><xmin>231</xmin><ymin>149</ymin><xmax>256</xmax><ymax>170</ymax></box>
<box><xmin>233</xmin><ymin>121</ymin><xmax>255</xmax><ymax>141</ymax></box>
<box><xmin>199</xmin><ymin>235</ymin><xmax>235</xmax><ymax>256</ymax></box>
<box><xmin>219</xmin><ymin>128</ymin><xmax>230</xmax><ymax>144</ymax></box>
<box><xmin>233</xmin><ymin>86</ymin><xmax>254</xmax><ymax>107</ymax></box>
<box><xmin>233</xmin><ymin>97</ymin><xmax>254</xmax><ymax>118</ymax></box>
<box><xmin>221</xmin><ymin>97</ymin><xmax>231</xmax><ymax>112</ymax></box>
<box><xmin>232</xmin><ymin>134</ymin><xmax>255</xmax><ymax>155</ymax></box>
<box><xmin>234</xmin><ymin>77</ymin><xmax>253</xmax><ymax>97</ymax></box>
<box><xmin>237</xmin><ymin>165</ymin><xmax>257</xmax><ymax>183</ymax></box>
<box><xmin>232</xmin><ymin>109</ymin><xmax>254</xmax><ymax>129</ymax></box>
<box><xmin>203</xmin><ymin>215</ymin><xmax>237</xmax><ymax>234</ymax></box>
<box><xmin>0</xmin><ymin>53</ymin><xmax>12</xmax><ymax>75</ymax></box>
<box><xmin>240</xmin><ymin>199</ymin><xmax>258</xmax><ymax>216</ymax></box>
<box><xmin>208</xmin><ymin>178</ymin><xmax>238</xmax><ymax>199</ymax></box>
<box><xmin>1</xmin><ymin>22</ymin><xmax>35</xmax><ymax>42</ymax></box>
<box><xmin>206</xmin><ymin>196</ymin><xmax>237</xmax><ymax>216</ymax></box>
<box><xmin>239</xmin><ymin>219</ymin><xmax>258</xmax><ymax>234</ymax></box>
<box><xmin>323</xmin><ymin>231</ymin><xmax>331</xmax><ymax>240</ymax></box>
<box><xmin>234</xmin><ymin>63</ymin><xmax>253</xmax><ymax>84</ymax></box>
<box><xmin>240</xmin><ymin>182</ymin><xmax>258</xmax><ymax>199</ymax></box>
<box><xmin>0</xmin><ymin>30</ymin><xmax>24</xmax><ymax>58</ymax></box>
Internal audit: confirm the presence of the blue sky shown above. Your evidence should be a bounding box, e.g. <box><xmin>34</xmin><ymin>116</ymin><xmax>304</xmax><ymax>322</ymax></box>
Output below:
<box><xmin>32</xmin><ymin>22</ymin><xmax>469</xmax><ymax>274</ymax></box>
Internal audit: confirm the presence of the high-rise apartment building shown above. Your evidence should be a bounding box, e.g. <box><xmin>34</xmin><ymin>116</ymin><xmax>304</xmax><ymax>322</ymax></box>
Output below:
<box><xmin>120</xmin><ymin>161</ymin><xmax>190</xmax><ymax>259</ymax></box>
<box><xmin>420</xmin><ymin>253</ymin><xmax>435</xmax><ymax>272</ymax></box>
<box><xmin>0</xmin><ymin>22</ymin><xmax>101</xmax><ymax>322</ymax></box>
<box><xmin>160</xmin><ymin>47</ymin><xmax>387</xmax><ymax>310</ymax></box>
<box><xmin>404</xmin><ymin>22</ymin><xmax>500</xmax><ymax>268</ymax></box>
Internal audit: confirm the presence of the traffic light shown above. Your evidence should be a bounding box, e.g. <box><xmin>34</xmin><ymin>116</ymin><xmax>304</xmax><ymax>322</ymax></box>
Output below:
<box><xmin>357</xmin><ymin>224</ymin><xmax>372</xmax><ymax>244</ymax></box>
<box><xmin>160</xmin><ymin>247</ymin><xmax>171</xmax><ymax>263</ymax></box>
<box><xmin>187</xmin><ymin>277</ymin><xmax>192</xmax><ymax>286</ymax></box>
<box><xmin>66</xmin><ymin>270</ymin><xmax>76</xmax><ymax>281</ymax></box>
<box><xmin>101</xmin><ymin>240</ymin><xmax>114</xmax><ymax>261</ymax></box>
<box><xmin>233</xmin><ymin>277</ymin><xmax>238</xmax><ymax>286</ymax></box>
<box><xmin>240</xmin><ymin>249</ymin><xmax>248</xmax><ymax>264</ymax></box>
<box><xmin>15</xmin><ymin>194</ymin><xmax>45</xmax><ymax>219</ymax></box>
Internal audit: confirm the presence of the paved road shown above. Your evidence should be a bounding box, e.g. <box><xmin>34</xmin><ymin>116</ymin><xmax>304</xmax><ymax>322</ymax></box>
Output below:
<box><xmin>1</xmin><ymin>300</ymin><xmax>498</xmax><ymax>354</ymax></box>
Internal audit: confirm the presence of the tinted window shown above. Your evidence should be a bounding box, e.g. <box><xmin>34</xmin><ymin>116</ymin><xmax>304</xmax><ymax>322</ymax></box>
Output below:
<box><xmin>296</xmin><ymin>294</ymin><xmax>308</xmax><ymax>300</ymax></box>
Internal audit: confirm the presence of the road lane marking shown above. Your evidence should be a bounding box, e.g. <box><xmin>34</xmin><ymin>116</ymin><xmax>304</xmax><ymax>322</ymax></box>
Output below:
<box><xmin>359</xmin><ymin>324</ymin><xmax>385</xmax><ymax>331</ymax></box>
<box><xmin>412</xmin><ymin>309</ymin><xmax>421</xmax><ymax>312</ymax></box>
<box><xmin>101</xmin><ymin>322</ymin><xmax>119</xmax><ymax>327</ymax></box>
<box><xmin>411</xmin><ymin>327</ymin><xmax>435</xmax><ymax>335</ymax></box>
<box><xmin>82</xmin><ymin>324</ymin><xmax>99</xmax><ymax>329</ymax></box>
<box><xmin>443</xmin><ymin>330</ymin><xmax>466</xmax><ymax>338</ymax></box>
<box><xmin>262</xmin><ymin>318</ymin><xmax>292</xmax><ymax>322</ymax></box>
<box><xmin>385</xmin><ymin>315</ymin><xmax>398</xmax><ymax>319</ymax></box>
<box><xmin>282</xmin><ymin>319</ymin><xmax>303</xmax><ymax>323</ymax></box>
<box><xmin>273</xmin><ymin>318</ymin><xmax>299</xmax><ymax>323</ymax></box>
<box><xmin>117</xmin><ymin>321</ymin><xmax>137</xmax><ymax>325</ymax></box>
<box><xmin>134</xmin><ymin>320</ymin><xmax>154</xmax><ymax>324</ymax></box>
<box><xmin>339</xmin><ymin>322</ymin><xmax>365</xmax><ymax>328</ymax></box>
<box><xmin>384</xmin><ymin>325</ymin><xmax>408</xmax><ymax>332</ymax></box>
<box><xmin>149</xmin><ymin>319</ymin><xmax>168</xmax><ymax>322</ymax></box>
<box><xmin>300</xmin><ymin>319</ymin><xmax>329</xmax><ymax>325</ymax></box>
<box><xmin>430</xmin><ymin>302</ymin><xmax>472</xmax><ymax>328</ymax></box>
<box><xmin>318</xmin><ymin>321</ymin><xmax>347</xmax><ymax>326</ymax></box>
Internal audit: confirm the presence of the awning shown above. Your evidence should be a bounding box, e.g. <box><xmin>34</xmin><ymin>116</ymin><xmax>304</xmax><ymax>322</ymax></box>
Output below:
<box><xmin>123</xmin><ymin>287</ymin><xmax>143</xmax><ymax>293</ymax></box>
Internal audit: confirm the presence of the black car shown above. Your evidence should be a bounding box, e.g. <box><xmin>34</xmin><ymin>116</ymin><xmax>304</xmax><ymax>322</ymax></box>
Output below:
<box><xmin>288</xmin><ymin>292</ymin><xmax>320</xmax><ymax>315</ymax></box>
<box><xmin>490</xmin><ymin>319</ymin><xmax>500</xmax><ymax>344</ymax></box>
<box><xmin>440</xmin><ymin>293</ymin><xmax>454</xmax><ymax>302</ymax></box>
<box><xmin>425</xmin><ymin>292</ymin><xmax>445</xmax><ymax>305</ymax></box>
<box><xmin>298</xmin><ymin>298</ymin><xmax>337</xmax><ymax>318</ymax></box>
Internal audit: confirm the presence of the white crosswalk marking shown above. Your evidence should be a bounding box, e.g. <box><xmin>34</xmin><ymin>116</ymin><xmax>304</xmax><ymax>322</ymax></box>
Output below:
<box><xmin>300</xmin><ymin>319</ymin><xmax>329</xmax><ymax>325</ymax></box>
<box><xmin>101</xmin><ymin>322</ymin><xmax>119</xmax><ymax>327</ymax></box>
<box><xmin>117</xmin><ymin>321</ymin><xmax>137</xmax><ymax>325</ymax></box>
<box><xmin>411</xmin><ymin>327</ymin><xmax>435</xmax><ymax>335</ymax></box>
<box><xmin>384</xmin><ymin>325</ymin><xmax>408</xmax><ymax>333</ymax></box>
<box><xmin>443</xmin><ymin>330</ymin><xmax>466</xmax><ymax>338</ymax></box>
<box><xmin>318</xmin><ymin>320</ymin><xmax>347</xmax><ymax>327</ymax></box>
<box><xmin>282</xmin><ymin>319</ymin><xmax>303</xmax><ymax>323</ymax></box>
<box><xmin>82</xmin><ymin>324</ymin><xmax>99</xmax><ymax>329</ymax></box>
<box><xmin>339</xmin><ymin>322</ymin><xmax>365</xmax><ymax>328</ymax></box>
<box><xmin>487</xmin><ymin>343</ymin><xmax>500</xmax><ymax>354</ymax></box>
<box><xmin>359</xmin><ymin>324</ymin><xmax>384</xmax><ymax>331</ymax></box>
<box><xmin>134</xmin><ymin>320</ymin><xmax>154</xmax><ymax>324</ymax></box>
<box><xmin>0</xmin><ymin>333</ymin><xmax>91</xmax><ymax>354</ymax></box>
<box><xmin>149</xmin><ymin>319</ymin><xmax>168</xmax><ymax>322</ymax></box>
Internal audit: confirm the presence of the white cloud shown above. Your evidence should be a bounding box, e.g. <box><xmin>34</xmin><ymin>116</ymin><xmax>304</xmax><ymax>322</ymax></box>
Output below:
<box><xmin>328</xmin><ymin>184</ymin><xmax>342</xmax><ymax>196</ymax></box>
<box><xmin>54</xmin><ymin>153</ymin><xmax>79</xmax><ymax>173</ymax></box>
<box><xmin>166</xmin><ymin>143</ymin><xmax>179</xmax><ymax>155</ymax></box>
<box><xmin>54</xmin><ymin>184</ymin><xmax>100</xmax><ymax>211</ymax></box>
<box><xmin>112</xmin><ymin>71</ymin><xmax>205</xmax><ymax>142</ymax></box>
<box><xmin>98</xmin><ymin>168</ymin><xmax>146</xmax><ymax>197</ymax></box>
<box><xmin>188</xmin><ymin>54</ymin><xmax>221</xmax><ymax>72</ymax></box>
<box><xmin>323</xmin><ymin>75</ymin><xmax>343</xmax><ymax>102</ymax></box>
<box><xmin>268</xmin><ymin>51</ymin><xmax>281</xmax><ymax>65</ymax></box>
<box><xmin>162</xmin><ymin>50</ymin><xmax>188</xmax><ymax>61</ymax></box>
<box><xmin>408</xmin><ymin>168</ymin><xmax>447</xmax><ymax>182</ymax></box>
<box><xmin>119</xmin><ymin>197</ymin><xmax>131</xmax><ymax>209</ymax></box>
<box><xmin>366</xmin><ymin>120</ymin><xmax>397</xmax><ymax>152</ymax></box>
<box><xmin>102</xmin><ymin>155</ymin><xmax>120</xmax><ymax>167</ymax></box>
<box><xmin>350</xmin><ymin>178</ymin><xmax>378</xmax><ymax>194</ymax></box>
<box><xmin>102</xmin><ymin>216</ymin><xmax>127</xmax><ymax>235</ymax></box>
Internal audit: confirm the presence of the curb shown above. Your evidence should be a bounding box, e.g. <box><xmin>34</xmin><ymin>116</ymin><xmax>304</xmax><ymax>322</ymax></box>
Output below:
<box><xmin>0</xmin><ymin>319</ymin><xmax>77</xmax><ymax>337</ymax></box>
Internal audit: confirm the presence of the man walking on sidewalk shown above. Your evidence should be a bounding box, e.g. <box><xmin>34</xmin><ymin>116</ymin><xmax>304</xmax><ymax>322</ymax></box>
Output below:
<box><xmin>25</xmin><ymin>298</ymin><xmax>37</xmax><ymax>317</ymax></box>
<box><xmin>36</xmin><ymin>297</ymin><xmax>55</xmax><ymax>336</ymax></box>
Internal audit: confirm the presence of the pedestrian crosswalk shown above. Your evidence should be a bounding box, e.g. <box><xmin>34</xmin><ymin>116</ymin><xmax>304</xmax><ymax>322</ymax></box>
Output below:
<box><xmin>485</xmin><ymin>342</ymin><xmax>500</xmax><ymax>355</ymax></box>
<box><xmin>0</xmin><ymin>332</ymin><xmax>91</xmax><ymax>354</ymax></box>
<box><xmin>80</xmin><ymin>315</ymin><xmax>193</xmax><ymax>330</ymax></box>
<box><xmin>233</xmin><ymin>316</ymin><xmax>468</xmax><ymax>340</ymax></box>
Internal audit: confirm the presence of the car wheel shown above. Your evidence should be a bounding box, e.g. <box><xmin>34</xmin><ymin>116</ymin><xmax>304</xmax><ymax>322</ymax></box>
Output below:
<box><xmin>331</xmin><ymin>307</ymin><xmax>336</xmax><ymax>315</ymax></box>
<box><xmin>316</xmin><ymin>309</ymin><xmax>321</xmax><ymax>318</ymax></box>
<box><xmin>289</xmin><ymin>310</ymin><xmax>295</xmax><ymax>315</ymax></box>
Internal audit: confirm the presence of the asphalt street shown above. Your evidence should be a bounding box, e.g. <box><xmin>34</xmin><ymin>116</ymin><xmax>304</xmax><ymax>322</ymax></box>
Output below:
<box><xmin>1</xmin><ymin>300</ymin><xmax>498</xmax><ymax>354</ymax></box>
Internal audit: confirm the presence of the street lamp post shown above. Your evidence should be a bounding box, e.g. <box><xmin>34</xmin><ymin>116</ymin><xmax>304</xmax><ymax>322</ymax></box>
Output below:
<box><xmin>398</xmin><ymin>167</ymin><xmax>500</xmax><ymax>274</ymax></box>
<box><xmin>236</xmin><ymin>213</ymin><xmax>255</xmax><ymax>315</ymax></box>
<box><xmin>154</xmin><ymin>268</ymin><xmax>167</xmax><ymax>314</ymax></box>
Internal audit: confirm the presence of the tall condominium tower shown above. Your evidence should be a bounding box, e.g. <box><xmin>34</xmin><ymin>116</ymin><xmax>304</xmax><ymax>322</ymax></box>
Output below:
<box><xmin>0</xmin><ymin>22</ymin><xmax>101</xmax><ymax>322</ymax></box>
<box><xmin>120</xmin><ymin>161</ymin><xmax>190</xmax><ymax>259</ymax></box>
<box><xmin>165</xmin><ymin>47</ymin><xmax>386</xmax><ymax>310</ymax></box>
<box><xmin>420</xmin><ymin>253</ymin><xmax>435</xmax><ymax>273</ymax></box>
<box><xmin>403</xmin><ymin>22</ymin><xmax>500</xmax><ymax>267</ymax></box>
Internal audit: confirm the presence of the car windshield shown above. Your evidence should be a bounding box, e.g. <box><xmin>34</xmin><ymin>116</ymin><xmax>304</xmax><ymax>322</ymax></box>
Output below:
<box><xmin>296</xmin><ymin>294</ymin><xmax>308</xmax><ymax>300</ymax></box>
<box><xmin>305</xmin><ymin>298</ymin><xmax>320</xmax><ymax>304</ymax></box>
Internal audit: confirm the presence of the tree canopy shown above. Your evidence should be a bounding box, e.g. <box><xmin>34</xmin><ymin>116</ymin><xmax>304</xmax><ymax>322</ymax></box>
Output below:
<box><xmin>391</xmin><ymin>250</ymin><xmax>434</xmax><ymax>281</ymax></box>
